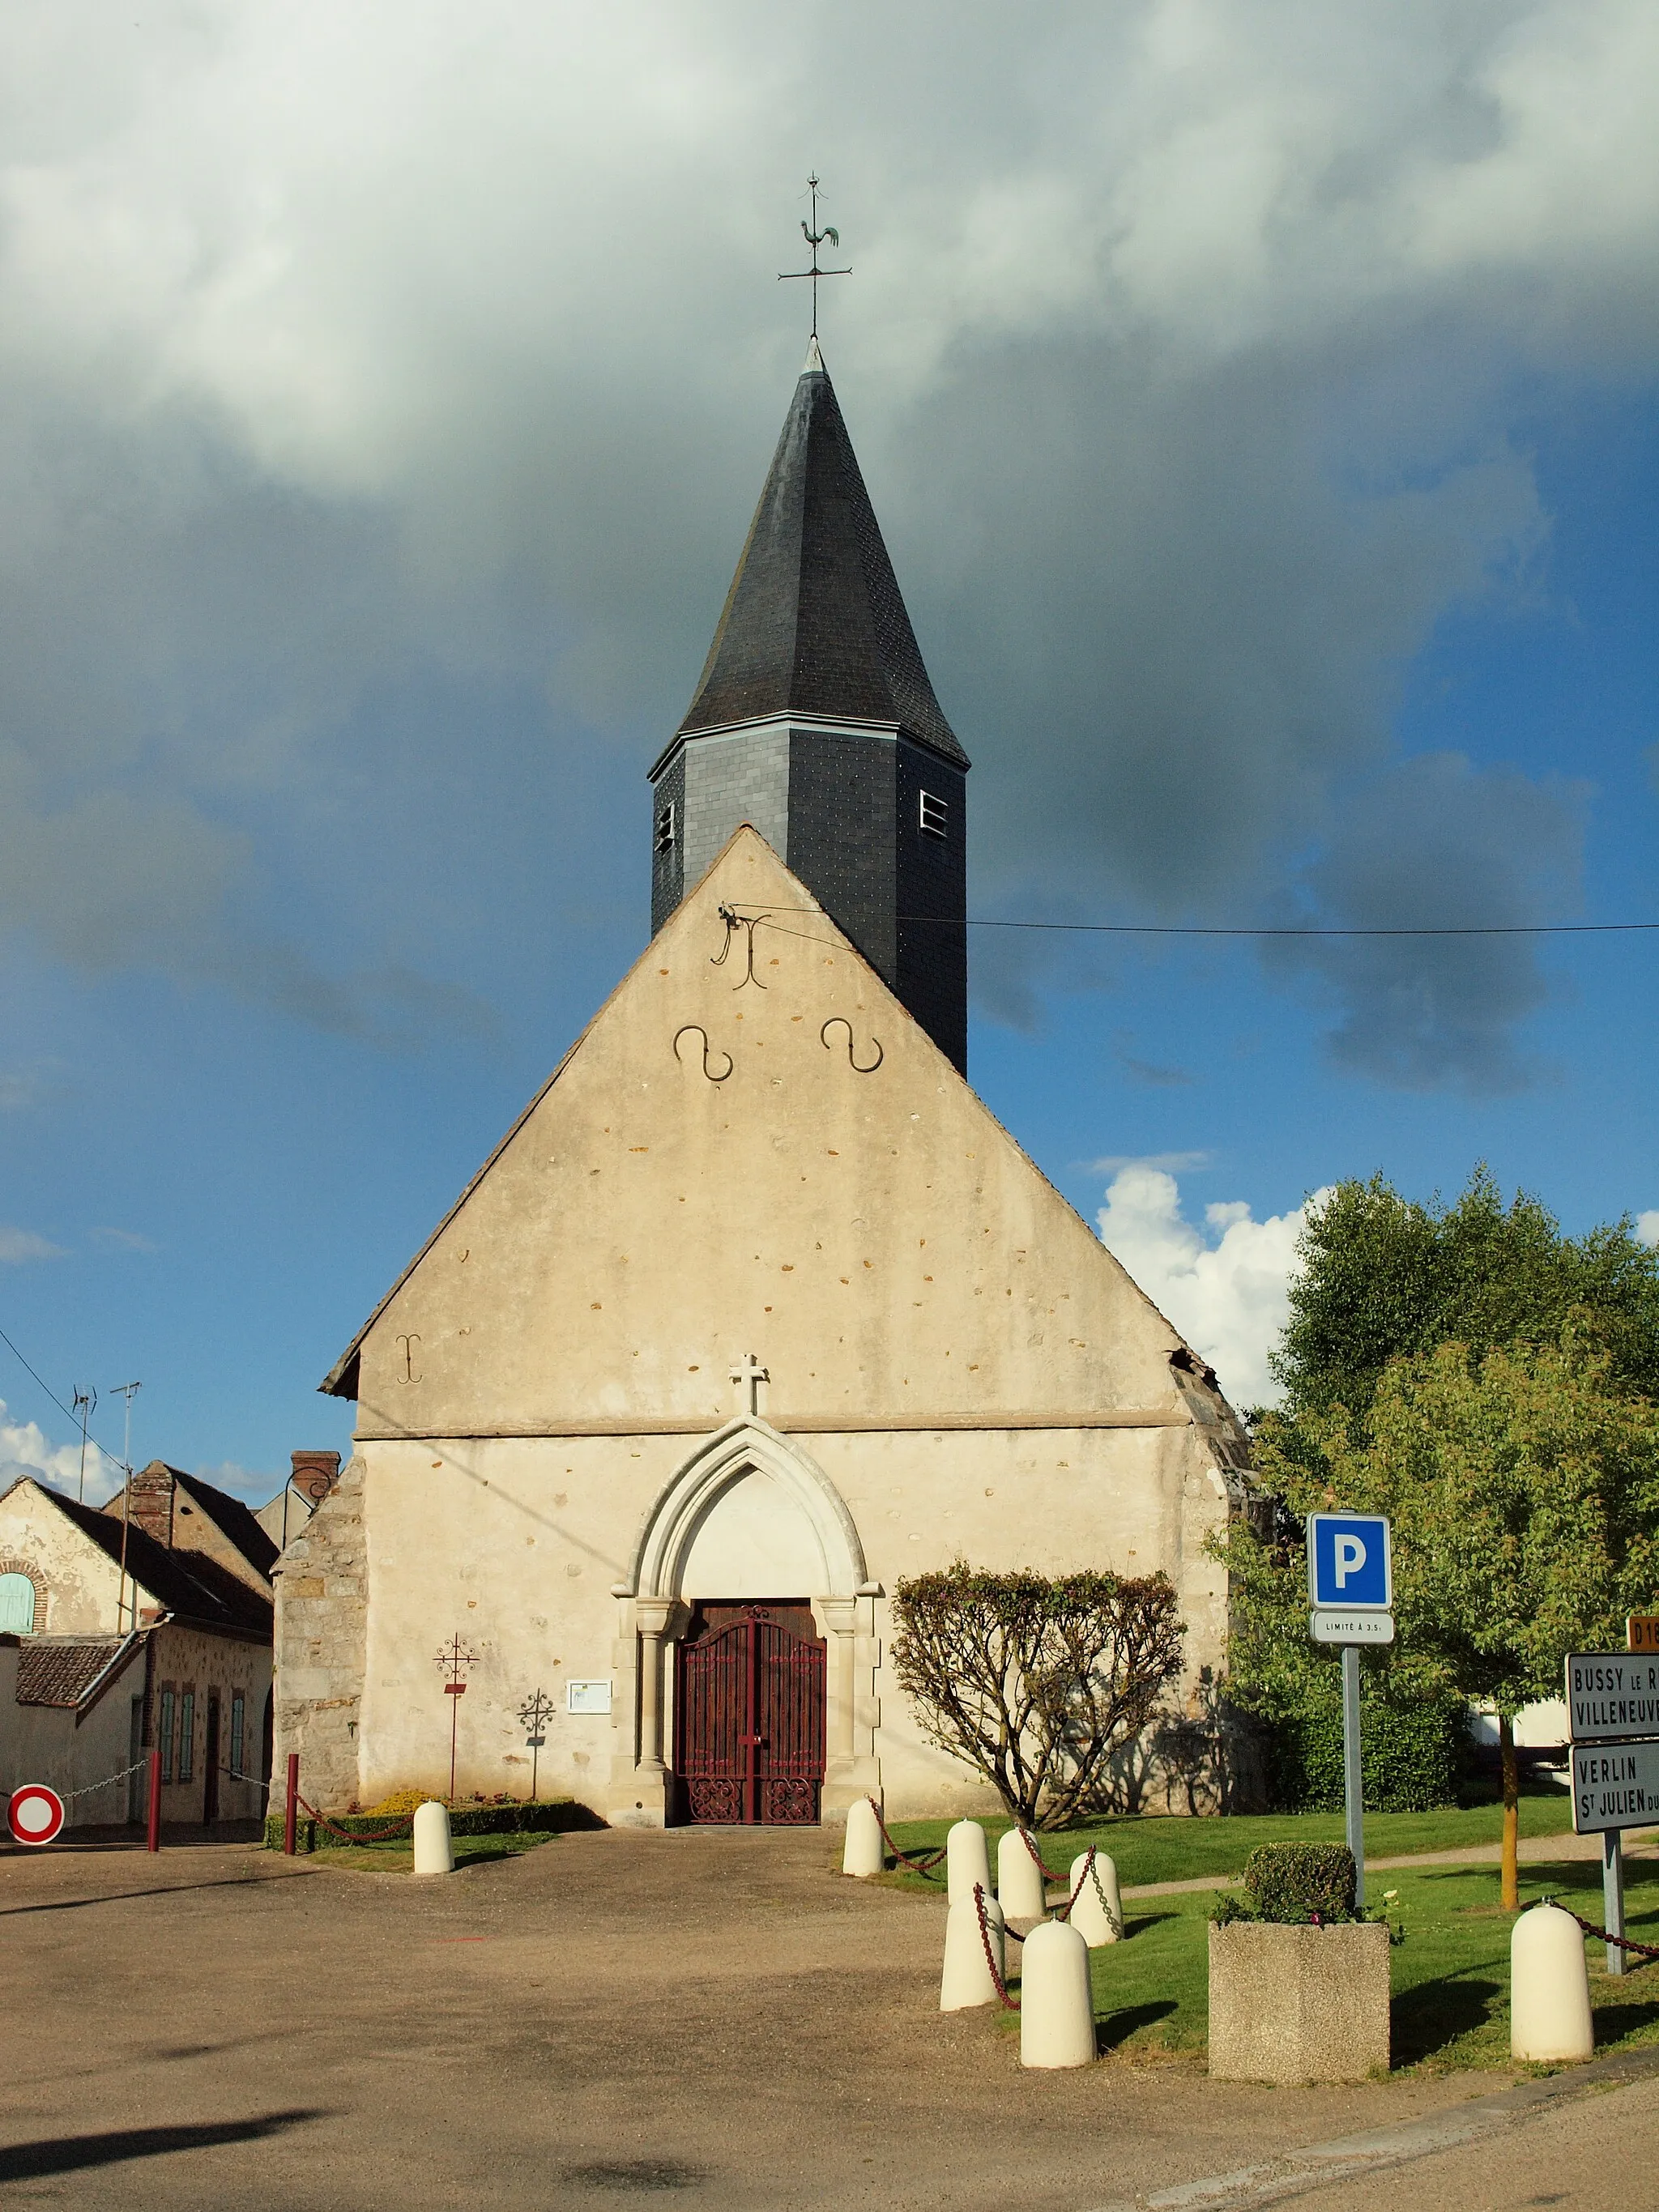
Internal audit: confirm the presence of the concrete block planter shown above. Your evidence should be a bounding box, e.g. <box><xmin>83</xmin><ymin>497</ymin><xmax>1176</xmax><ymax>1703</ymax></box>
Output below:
<box><xmin>1208</xmin><ymin>1920</ymin><xmax>1390</xmax><ymax>2083</ymax></box>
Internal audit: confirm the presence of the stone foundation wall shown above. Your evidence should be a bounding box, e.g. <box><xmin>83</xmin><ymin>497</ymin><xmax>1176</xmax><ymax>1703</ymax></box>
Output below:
<box><xmin>270</xmin><ymin>1454</ymin><xmax>366</xmax><ymax>1812</ymax></box>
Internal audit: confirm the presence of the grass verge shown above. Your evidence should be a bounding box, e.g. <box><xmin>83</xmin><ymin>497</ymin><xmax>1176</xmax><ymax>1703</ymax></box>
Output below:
<box><xmin>964</xmin><ymin>1855</ymin><xmax>1659</xmax><ymax>2068</ymax></box>
<box><xmin>882</xmin><ymin>1796</ymin><xmax>1576</xmax><ymax>1893</ymax></box>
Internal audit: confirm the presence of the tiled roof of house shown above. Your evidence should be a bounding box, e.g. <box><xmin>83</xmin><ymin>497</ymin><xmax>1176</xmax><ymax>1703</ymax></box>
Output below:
<box><xmin>45</xmin><ymin>1490</ymin><xmax>272</xmax><ymax>1638</ymax></box>
<box><xmin>16</xmin><ymin>1635</ymin><xmax>132</xmax><ymax>1708</ymax></box>
<box><xmin>172</xmin><ymin>1468</ymin><xmax>279</xmax><ymax>1582</ymax></box>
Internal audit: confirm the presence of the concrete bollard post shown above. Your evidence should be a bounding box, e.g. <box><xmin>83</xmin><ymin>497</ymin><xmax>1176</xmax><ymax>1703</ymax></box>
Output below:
<box><xmin>940</xmin><ymin>1887</ymin><xmax>1006</xmax><ymax>2010</ymax></box>
<box><xmin>1068</xmin><ymin>1851</ymin><xmax>1123</xmax><ymax>1946</ymax></box>
<box><xmin>997</xmin><ymin>1827</ymin><xmax>1049</xmax><ymax>1921</ymax></box>
<box><xmin>1020</xmin><ymin>1918</ymin><xmax>1096</xmax><ymax>2068</ymax></box>
<box><xmin>412</xmin><ymin>1800</ymin><xmax>454</xmax><ymax>1877</ymax></box>
<box><xmin>842</xmin><ymin>1797</ymin><xmax>885</xmax><ymax>1878</ymax></box>
<box><xmin>945</xmin><ymin>1819</ymin><xmax>992</xmax><ymax>1907</ymax></box>
<box><xmin>1512</xmin><ymin>1902</ymin><xmax>1593</xmax><ymax>2062</ymax></box>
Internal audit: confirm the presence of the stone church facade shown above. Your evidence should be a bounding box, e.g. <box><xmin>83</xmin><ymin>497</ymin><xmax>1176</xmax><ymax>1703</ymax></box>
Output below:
<box><xmin>271</xmin><ymin>345</ymin><xmax>1247</xmax><ymax>1825</ymax></box>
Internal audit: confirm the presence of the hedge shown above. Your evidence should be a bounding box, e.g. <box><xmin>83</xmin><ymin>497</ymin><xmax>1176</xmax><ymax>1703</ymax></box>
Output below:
<box><xmin>262</xmin><ymin>1798</ymin><xmax>603</xmax><ymax>1852</ymax></box>
<box><xmin>1266</xmin><ymin>1679</ymin><xmax>1463</xmax><ymax>1813</ymax></box>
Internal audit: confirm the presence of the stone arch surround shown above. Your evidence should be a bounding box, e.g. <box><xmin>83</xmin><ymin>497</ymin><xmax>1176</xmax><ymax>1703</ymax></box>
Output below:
<box><xmin>611</xmin><ymin>1421</ymin><xmax>878</xmax><ymax>1826</ymax></box>
<box><xmin>625</xmin><ymin>1417</ymin><xmax>867</xmax><ymax>1602</ymax></box>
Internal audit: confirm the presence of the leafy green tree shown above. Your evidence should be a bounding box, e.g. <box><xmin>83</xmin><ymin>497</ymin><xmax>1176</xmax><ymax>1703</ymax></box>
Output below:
<box><xmin>1269</xmin><ymin>1167</ymin><xmax>1659</xmax><ymax>1425</ymax></box>
<box><xmin>1249</xmin><ymin>1329</ymin><xmax>1659</xmax><ymax>1906</ymax></box>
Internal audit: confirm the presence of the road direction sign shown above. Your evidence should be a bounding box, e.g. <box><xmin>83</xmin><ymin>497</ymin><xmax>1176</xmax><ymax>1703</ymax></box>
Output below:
<box><xmin>1311</xmin><ymin>1609</ymin><xmax>1395</xmax><ymax>1645</ymax></box>
<box><xmin>7</xmin><ymin>1784</ymin><xmax>65</xmax><ymax>1846</ymax></box>
<box><xmin>1307</xmin><ymin>1513</ymin><xmax>1392</xmax><ymax>1610</ymax></box>
<box><xmin>1572</xmin><ymin>1739</ymin><xmax>1659</xmax><ymax>1834</ymax></box>
<box><xmin>1564</xmin><ymin>1652</ymin><xmax>1659</xmax><ymax>1743</ymax></box>
<box><xmin>1630</xmin><ymin>1617</ymin><xmax>1659</xmax><ymax>1656</ymax></box>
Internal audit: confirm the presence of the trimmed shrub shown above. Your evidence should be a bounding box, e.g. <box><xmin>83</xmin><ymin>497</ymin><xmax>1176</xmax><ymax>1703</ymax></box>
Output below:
<box><xmin>1267</xmin><ymin>1680</ymin><xmax>1462</xmax><ymax>1813</ymax></box>
<box><xmin>1242</xmin><ymin>1842</ymin><xmax>1358</xmax><ymax>1924</ymax></box>
<box><xmin>262</xmin><ymin>1798</ymin><xmax>603</xmax><ymax>1852</ymax></box>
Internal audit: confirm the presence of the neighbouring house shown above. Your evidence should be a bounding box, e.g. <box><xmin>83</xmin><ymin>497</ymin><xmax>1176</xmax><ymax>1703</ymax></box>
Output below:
<box><xmin>254</xmin><ymin>1451</ymin><xmax>342</xmax><ymax>1553</ymax></box>
<box><xmin>0</xmin><ymin>1464</ymin><xmax>277</xmax><ymax>1831</ymax></box>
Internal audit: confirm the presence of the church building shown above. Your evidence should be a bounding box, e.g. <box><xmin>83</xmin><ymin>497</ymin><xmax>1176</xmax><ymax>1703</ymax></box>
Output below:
<box><xmin>271</xmin><ymin>343</ymin><xmax>1248</xmax><ymax>1826</ymax></box>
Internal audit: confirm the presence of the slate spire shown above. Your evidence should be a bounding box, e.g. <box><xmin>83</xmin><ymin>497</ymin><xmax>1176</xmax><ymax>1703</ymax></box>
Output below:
<box><xmin>674</xmin><ymin>346</ymin><xmax>967</xmax><ymax>766</ymax></box>
<box><xmin>650</xmin><ymin>346</ymin><xmax>970</xmax><ymax>1073</ymax></box>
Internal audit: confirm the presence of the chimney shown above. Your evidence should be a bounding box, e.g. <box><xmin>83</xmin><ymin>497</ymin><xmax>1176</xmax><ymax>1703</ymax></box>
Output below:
<box><xmin>126</xmin><ymin>1461</ymin><xmax>177</xmax><ymax>1547</ymax></box>
<box><xmin>291</xmin><ymin>1451</ymin><xmax>342</xmax><ymax>1507</ymax></box>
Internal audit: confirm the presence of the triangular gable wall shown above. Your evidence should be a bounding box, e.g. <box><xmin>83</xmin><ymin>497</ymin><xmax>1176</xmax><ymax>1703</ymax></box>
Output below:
<box><xmin>339</xmin><ymin>828</ymin><xmax>1220</xmax><ymax>1441</ymax></box>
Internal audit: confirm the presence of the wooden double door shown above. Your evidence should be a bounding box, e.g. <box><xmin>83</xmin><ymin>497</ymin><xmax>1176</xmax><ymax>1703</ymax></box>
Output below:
<box><xmin>672</xmin><ymin>1602</ymin><xmax>826</xmax><ymax>1826</ymax></box>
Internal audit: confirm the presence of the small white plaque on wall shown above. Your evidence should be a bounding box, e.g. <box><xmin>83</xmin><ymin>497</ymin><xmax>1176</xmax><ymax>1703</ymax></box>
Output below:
<box><xmin>566</xmin><ymin>1680</ymin><xmax>612</xmax><ymax>1715</ymax></box>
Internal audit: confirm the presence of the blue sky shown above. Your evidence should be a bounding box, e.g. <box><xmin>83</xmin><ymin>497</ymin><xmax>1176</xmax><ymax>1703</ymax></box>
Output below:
<box><xmin>2</xmin><ymin>1</ymin><xmax>1657</xmax><ymax>1495</ymax></box>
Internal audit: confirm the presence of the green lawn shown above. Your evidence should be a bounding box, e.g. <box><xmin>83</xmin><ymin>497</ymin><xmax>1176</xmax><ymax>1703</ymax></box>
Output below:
<box><xmin>966</xmin><ymin>1856</ymin><xmax>1659</xmax><ymax>2068</ymax></box>
<box><xmin>306</xmin><ymin>1830</ymin><xmax>557</xmax><ymax>1874</ymax></box>
<box><xmin>883</xmin><ymin>1796</ymin><xmax>1576</xmax><ymax>1892</ymax></box>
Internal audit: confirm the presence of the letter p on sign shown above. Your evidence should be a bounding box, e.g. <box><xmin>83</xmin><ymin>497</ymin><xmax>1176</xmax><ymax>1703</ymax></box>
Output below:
<box><xmin>1308</xmin><ymin>1514</ymin><xmax>1392</xmax><ymax>1610</ymax></box>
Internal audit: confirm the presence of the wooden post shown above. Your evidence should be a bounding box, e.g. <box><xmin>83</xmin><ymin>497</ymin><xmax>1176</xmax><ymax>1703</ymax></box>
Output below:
<box><xmin>146</xmin><ymin>1749</ymin><xmax>161</xmax><ymax>1853</ymax></box>
<box><xmin>283</xmin><ymin>1751</ymin><xmax>299</xmax><ymax>1855</ymax></box>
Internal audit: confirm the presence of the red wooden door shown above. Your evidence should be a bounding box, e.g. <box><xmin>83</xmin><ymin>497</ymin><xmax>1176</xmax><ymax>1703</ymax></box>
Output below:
<box><xmin>673</xmin><ymin>1604</ymin><xmax>826</xmax><ymax>1826</ymax></box>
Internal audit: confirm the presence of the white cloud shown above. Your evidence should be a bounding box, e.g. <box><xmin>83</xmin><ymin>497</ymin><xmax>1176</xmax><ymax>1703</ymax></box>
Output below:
<box><xmin>1097</xmin><ymin>1164</ymin><xmax>1331</xmax><ymax>1409</ymax></box>
<box><xmin>1636</xmin><ymin>1211</ymin><xmax>1659</xmax><ymax>1247</ymax></box>
<box><xmin>0</xmin><ymin>1226</ymin><xmax>63</xmax><ymax>1263</ymax></box>
<box><xmin>0</xmin><ymin>1396</ymin><xmax>87</xmax><ymax>1494</ymax></box>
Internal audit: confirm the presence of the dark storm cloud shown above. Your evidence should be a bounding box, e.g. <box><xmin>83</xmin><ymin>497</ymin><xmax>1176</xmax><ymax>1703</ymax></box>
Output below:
<box><xmin>0</xmin><ymin>0</ymin><xmax>1652</xmax><ymax>1082</ymax></box>
<box><xmin>1264</xmin><ymin>752</ymin><xmax>1589</xmax><ymax>1091</ymax></box>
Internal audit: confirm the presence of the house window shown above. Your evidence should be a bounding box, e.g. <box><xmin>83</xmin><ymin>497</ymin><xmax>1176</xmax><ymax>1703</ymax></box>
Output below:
<box><xmin>159</xmin><ymin>1688</ymin><xmax>177</xmax><ymax>1782</ymax></box>
<box><xmin>655</xmin><ymin>803</ymin><xmax>676</xmax><ymax>853</ymax></box>
<box><xmin>230</xmin><ymin>1693</ymin><xmax>245</xmax><ymax>1781</ymax></box>
<box><xmin>918</xmin><ymin>790</ymin><xmax>949</xmax><ymax>840</ymax></box>
<box><xmin>0</xmin><ymin>1571</ymin><xmax>36</xmax><ymax>1634</ymax></box>
<box><xmin>178</xmin><ymin>1690</ymin><xmax>195</xmax><ymax>1782</ymax></box>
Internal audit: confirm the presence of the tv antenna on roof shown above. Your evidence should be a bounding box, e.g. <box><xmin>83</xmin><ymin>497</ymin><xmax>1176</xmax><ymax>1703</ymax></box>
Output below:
<box><xmin>778</xmin><ymin>173</ymin><xmax>851</xmax><ymax>339</ymax></box>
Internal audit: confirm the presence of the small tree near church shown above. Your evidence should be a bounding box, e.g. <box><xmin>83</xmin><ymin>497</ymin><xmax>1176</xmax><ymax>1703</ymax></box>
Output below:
<box><xmin>889</xmin><ymin>1563</ymin><xmax>1184</xmax><ymax>1830</ymax></box>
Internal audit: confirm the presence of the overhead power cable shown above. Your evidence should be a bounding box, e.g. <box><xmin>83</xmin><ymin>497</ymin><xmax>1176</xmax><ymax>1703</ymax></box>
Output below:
<box><xmin>0</xmin><ymin>1323</ymin><xmax>127</xmax><ymax>1473</ymax></box>
<box><xmin>730</xmin><ymin>906</ymin><xmax>1659</xmax><ymax>940</ymax></box>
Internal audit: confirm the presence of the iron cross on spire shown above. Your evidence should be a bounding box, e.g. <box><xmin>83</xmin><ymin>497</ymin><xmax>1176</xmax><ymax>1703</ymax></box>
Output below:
<box><xmin>778</xmin><ymin>173</ymin><xmax>851</xmax><ymax>339</ymax></box>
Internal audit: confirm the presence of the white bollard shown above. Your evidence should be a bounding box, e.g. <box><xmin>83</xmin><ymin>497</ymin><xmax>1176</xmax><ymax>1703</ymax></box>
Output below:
<box><xmin>997</xmin><ymin>1827</ymin><xmax>1049</xmax><ymax>1922</ymax></box>
<box><xmin>940</xmin><ymin>1887</ymin><xmax>1007</xmax><ymax>2010</ymax></box>
<box><xmin>842</xmin><ymin>1797</ymin><xmax>885</xmax><ymax>1878</ymax></box>
<box><xmin>946</xmin><ymin>1819</ymin><xmax>992</xmax><ymax>1907</ymax></box>
<box><xmin>1512</xmin><ymin>1902</ymin><xmax>1593</xmax><ymax>2062</ymax></box>
<box><xmin>1020</xmin><ymin>1916</ymin><xmax>1096</xmax><ymax>2068</ymax></box>
<box><xmin>412</xmin><ymin>1800</ymin><xmax>454</xmax><ymax>1877</ymax></box>
<box><xmin>1067</xmin><ymin>1851</ymin><xmax>1123</xmax><ymax>1946</ymax></box>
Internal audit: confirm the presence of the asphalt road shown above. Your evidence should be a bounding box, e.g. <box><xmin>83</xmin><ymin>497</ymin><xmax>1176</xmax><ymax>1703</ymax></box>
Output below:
<box><xmin>0</xmin><ymin>1826</ymin><xmax>1651</xmax><ymax>2211</ymax></box>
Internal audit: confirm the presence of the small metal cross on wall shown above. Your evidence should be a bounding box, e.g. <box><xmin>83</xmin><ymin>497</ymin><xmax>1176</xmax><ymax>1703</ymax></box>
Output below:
<box><xmin>517</xmin><ymin>1686</ymin><xmax>556</xmax><ymax>1804</ymax></box>
<box><xmin>778</xmin><ymin>173</ymin><xmax>850</xmax><ymax>339</ymax></box>
<box><xmin>730</xmin><ymin>1353</ymin><xmax>769</xmax><ymax>1417</ymax></box>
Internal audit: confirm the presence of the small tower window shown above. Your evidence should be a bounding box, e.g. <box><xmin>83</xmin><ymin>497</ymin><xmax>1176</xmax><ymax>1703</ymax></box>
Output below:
<box><xmin>655</xmin><ymin>803</ymin><xmax>676</xmax><ymax>853</ymax></box>
<box><xmin>0</xmin><ymin>1571</ymin><xmax>36</xmax><ymax>1633</ymax></box>
<box><xmin>919</xmin><ymin>790</ymin><xmax>949</xmax><ymax>840</ymax></box>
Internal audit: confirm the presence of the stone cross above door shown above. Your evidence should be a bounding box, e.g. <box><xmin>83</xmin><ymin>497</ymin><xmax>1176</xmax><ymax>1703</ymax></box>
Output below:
<box><xmin>729</xmin><ymin>1353</ymin><xmax>769</xmax><ymax>1417</ymax></box>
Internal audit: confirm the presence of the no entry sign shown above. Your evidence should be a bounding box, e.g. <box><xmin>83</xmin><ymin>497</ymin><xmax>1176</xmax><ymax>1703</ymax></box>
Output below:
<box><xmin>8</xmin><ymin>1784</ymin><xmax>65</xmax><ymax>1846</ymax></box>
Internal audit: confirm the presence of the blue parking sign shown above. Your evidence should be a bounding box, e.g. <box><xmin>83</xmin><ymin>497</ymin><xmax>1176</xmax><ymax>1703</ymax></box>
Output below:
<box><xmin>1307</xmin><ymin>1513</ymin><xmax>1392</xmax><ymax>1609</ymax></box>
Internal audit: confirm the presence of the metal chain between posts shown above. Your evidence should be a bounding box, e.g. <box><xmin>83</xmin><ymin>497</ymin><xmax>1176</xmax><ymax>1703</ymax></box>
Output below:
<box><xmin>59</xmin><ymin>1758</ymin><xmax>147</xmax><ymax>1806</ymax></box>
<box><xmin>972</xmin><ymin>1882</ymin><xmax>1020</xmax><ymax>2010</ymax></box>
<box><xmin>865</xmin><ymin>1796</ymin><xmax>948</xmax><ymax>1877</ymax></box>
<box><xmin>1054</xmin><ymin>1846</ymin><xmax>1096</xmax><ymax>1923</ymax></box>
<box><xmin>1019</xmin><ymin>1826</ymin><xmax>1067</xmax><ymax>1883</ymax></box>
<box><xmin>295</xmin><ymin>1796</ymin><xmax>416</xmax><ymax>1845</ymax></box>
<box><xmin>217</xmin><ymin>1761</ymin><xmax>271</xmax><ymax>1801</ymax></box>
<box><xmin>1521</xmin><ymin>1896</ymin><xmax>1659</xmax><ymax>1964</ymax></box>
<box><xmin>1090</xmin><ymin>1852</ymin><xmax>1124</xmax><ymax>1938</ymax></box>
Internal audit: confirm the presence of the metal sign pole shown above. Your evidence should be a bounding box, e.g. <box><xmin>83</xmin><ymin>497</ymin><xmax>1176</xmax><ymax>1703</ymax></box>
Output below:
<box><xmin>1342</xmin><ymin>1644</ymin><xmax>1364</xmax><ymax>1906</ymax></box>
<box><xmin>1604</xmin><ymin>1831</ymin><xmax>1626</xmax><ymax>1977</ymax></box>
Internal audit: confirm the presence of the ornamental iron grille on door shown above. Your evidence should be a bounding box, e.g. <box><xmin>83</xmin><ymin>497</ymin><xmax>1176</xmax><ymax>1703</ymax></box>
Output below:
<box><xmin>673</xmin><ymin>1602</ymin><xmax>826</xmax><ymax>1825</ymax></box>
